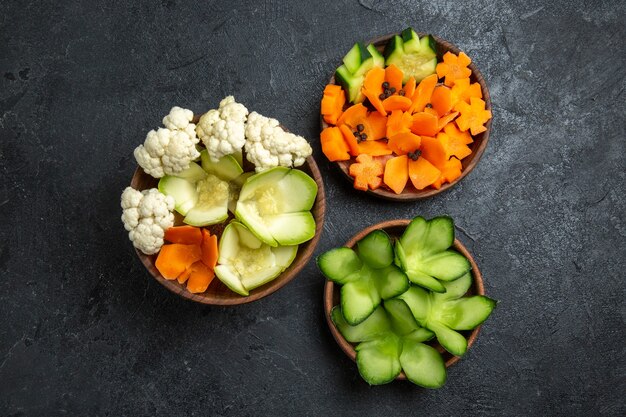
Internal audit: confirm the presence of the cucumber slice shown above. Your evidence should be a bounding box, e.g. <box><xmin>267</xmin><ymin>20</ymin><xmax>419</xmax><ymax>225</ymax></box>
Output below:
<box><xmin>418</xmin><ymin>250</ymin><xmax>471</xmax><ymax>281</ymax></box>
<box><xmin>232</xmin><ymin>149</ymin><xmax>243</xmax><ymax>167</ymax></box>
<box><xmin>397</xmin><ymin>285</ymin><xmax>431</xmax><ymax>324</ymax></box>
<box><xmin>356</xmin><ymin>230</ymin><xmax>394</xmax><ymax>269</ymax></box>
<box><xmin>331</xmin><ymin>305</ymin><xmax>391</xmax><ymax>343</ymax></box>
<box><xmin>400</xmin><ymin>340</ymin><xmax>446</xmax><ymax>389</ymax></box>
<box><xmin>200</xmin><ymin>150</ymin><xmax>243</xmax><ymax>181</ymax></box>
<box><xmin>437</xmin><ymin>296</ymin><xmax>497</xmax><ymax>330</ymax></box>
<box><xmin>385</xmin><ymin>32</ymin><xmax>437</xmax><ymax>82</ymax></box>
<box><xmin>235</xmin><ymin>221</ymin><xmax>263</xmax><ymax>249</ymax></box>
<box><xmin>355</xmin><ymin>333</ymin><xmax>402</xmax><ymax>385</ymax></box>
<box><xmin>374</xmin><ymin>265</ymin><xmax>409</xmax><ymax>300</ymax></box>
<box><xmin>406</xmin><ymin>270</ymin><xmax>447</xmax><ymax>293</ymax></box>
<box><xmin>158</xmin><ymin>175</ymin><xmax>198</xmax><ymax>215</ymax></box>
<box><xmin>182</xmin><ymin>174</ymin><xmax>230</xmax><ymax>227</ymax></box>
<box><xmin>403</xmin><ymin>327</ymin><xmax>435</xmax><ymax>343</ymax></box>
<box><xmin>342</xmin><ymin>42</ymin><xmax>374</xmax><ymax>76</ymax></box>
<box><xmin>367</xmin><ymin>44</ymin><xmax>385</xmax><ymax>68</ymax></box>
<box><xmin>335</xmin><ymin>64</ymin><xmax>365</xmax><ymax>103</ymax></box>
<box><xmin>184</xmin><ymin>204</ymin><xmax>228</xmax><ymax>227</ymax></box>
<box><xmin>341</xmin><ymin>275</ymin><xmax>381</xmax><ymax>325</ymax></box>
<box><xmin>433</xmin><ymin>272</ymin><xmax>472</xmax><ymax>302</ymax></box>
<box><xmin>272</xmin><ymin>245</ymin><xmax>298</xmax><ymax>270</ymax></box>
<box><xmin>384</xmin><ymin>299</ymin><xmax>421</xmax><ymax>336</ymax></box>
<box><xmin>214</xmin><ymin>265</ymin><xmax>248</xmax><ymax>296</ymax></box>
<box><xmin>428</xmin><ymin>321</ymin><xmax>468</xmax><ymax>356</ymax></box>
<box><xmin>240</xmin><ymin>265</ymin><xmax>283</xmax><ymax>291</ymax></box>
<box><xmin>317</xmin><ymin>247</ymin><xmax>362</xmax><ymax>284</ymax></box>
<box><xmin>236</xmin><ymin>167</ymin><xmax>318</xmax><ymax>247</ymax></box>
<box><xmin>174</xmin><ymin>162</ymin><xmax>207</xmax><ymax>182</ymax></box>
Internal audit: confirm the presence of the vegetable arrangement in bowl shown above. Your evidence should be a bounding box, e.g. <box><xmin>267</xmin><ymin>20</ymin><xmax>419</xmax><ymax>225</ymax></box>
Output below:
<box><xmin>320</xmin><ymin>28</ymin><xmax>492</xmax><ymax>200</ymax></box>
<box><xmin>121</xmin><ymin>98</ymin><xmax>325</xmax><ymax>304</ymax></box>
<box><xmin>320</xmin><ymin>216</ymin><xmax>496</xmax><ymax>388</ymax></box>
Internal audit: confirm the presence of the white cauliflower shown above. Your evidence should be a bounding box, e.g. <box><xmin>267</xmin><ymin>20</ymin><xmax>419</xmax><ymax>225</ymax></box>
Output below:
<box><xmin>134</xmin><ymin>126</ymin><xmax>200</xmax><ymax>178</ymax></box>
<box><xmin>121</xmin><ymin>187</ymin><xmax>175</xmax><ymax>255</ymax></box>
<box><xmin>196</xmin><ymin>96</ymin><xmax>249</xmax><ymax>162</ymax></box>
<box><xmin>162</xmin><ymin>106</ymin><xmax>194</xmax><ymax>131</ymax></box>
<box><xmin>244</xmin><ymin>111</ymin><xmax>313</xmax><ymax>172</ymax></box>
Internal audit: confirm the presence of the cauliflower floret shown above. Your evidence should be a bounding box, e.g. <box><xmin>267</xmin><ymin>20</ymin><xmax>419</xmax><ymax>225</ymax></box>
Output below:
<box><xmin>134</xmin><ymin>127</ymin><xmax>200</xmax><ymax>178</ymax></box>
<box><xmin>196</xmin><ymin>96</ymin><xmax>249</xmax><ymax>162</ymax></box>
<box><xmin>162</xmin><ymin>106</ymin><xmax>194</xmax><ymax>131</ymax></box>
<box><xmin>120</xmin><ymin>187</ymin><xmax>175</xmax><ymax>255</ymax></box>
<box><xmin>244</xmin><ymin>111</ymin><xmax>313</xmax><ymax>172</ymax></box>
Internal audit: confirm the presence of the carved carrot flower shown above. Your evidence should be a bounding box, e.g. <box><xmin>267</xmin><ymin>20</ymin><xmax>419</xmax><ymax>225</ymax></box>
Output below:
<box><xmin>349</xmin><ymin>154</ymin><xmax>384</xmax><ymax>191</ymax></box>
<box><xmin>436</xmin><ymin>51</ymin><xmax>472</xmax><ymax>87</ymax></box>
<box><xmin>450</xmin><ymin>77</ymin><xmax>482</xmax><ymax>106</ymax></box>
<box><xmin>454</xmin><ymin>97</ymin><xmax>492</xmax><ymax>136</ymax></box>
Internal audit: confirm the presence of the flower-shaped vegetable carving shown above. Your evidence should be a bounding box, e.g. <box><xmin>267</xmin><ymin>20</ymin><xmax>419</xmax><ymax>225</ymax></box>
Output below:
<box><xmin>394</xmin><ymin>216</ymin><xmax>471</xmax><ymax>293</ymax></box>
<box><xmin>318</xmin><ymin>230</ymin><xmax>410</xmax><ymax>325</ymax></box>
<box><xmin>399</xmin><ymin>272</ymin><xmax>496</xmax><ymax>356</ymax></box>
<box><xmin>331</xmin><ymin>298</ymin><xmax>446</xmax><ymax>388</ymax></box>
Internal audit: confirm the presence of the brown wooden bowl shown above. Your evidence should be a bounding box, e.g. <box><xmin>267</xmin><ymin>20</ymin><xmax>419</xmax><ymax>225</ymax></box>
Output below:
<box><xmin>323</xmin><ymin>219</ymin><xmax>485</xmax><ymax>379</ymax></box>
<box><xmin>130</xmin><ymin>120</ymin><xmax>326</xmax><ymax>305</ymax></box>
<box><xmin>321</xmin><ymin>33</ymin><xmax>492</xmax><ymax>201</ymax></box>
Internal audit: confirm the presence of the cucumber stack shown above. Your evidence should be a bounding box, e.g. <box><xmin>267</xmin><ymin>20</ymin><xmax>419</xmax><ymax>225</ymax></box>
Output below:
<box><xmin>318</xmin><ymin>216</ymin><xmax>496</xmax><ymax>388</ymax></box>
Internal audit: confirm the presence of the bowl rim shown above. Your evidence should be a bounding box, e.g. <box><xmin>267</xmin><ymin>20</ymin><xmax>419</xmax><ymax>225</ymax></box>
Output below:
<box><xmin>130</xmin><ymin>154</ymin><xmax>326</xmax><ymax>306</ymax></box>
<box><xmin>322</xmin><ymin>219</ymin><xmax>485</xmax><ymax>380</ymax></box>
<box><xmin>321</xmin><ymin>32</ymin><xmax>492</xmax><ymax>201</ymax></box>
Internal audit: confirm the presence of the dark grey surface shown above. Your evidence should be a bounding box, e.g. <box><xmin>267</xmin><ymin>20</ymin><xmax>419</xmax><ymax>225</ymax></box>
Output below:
<box><xmin>1</xmin><ymin>0</ymin><xmax>625</xmax><ymax>415</ymax></box>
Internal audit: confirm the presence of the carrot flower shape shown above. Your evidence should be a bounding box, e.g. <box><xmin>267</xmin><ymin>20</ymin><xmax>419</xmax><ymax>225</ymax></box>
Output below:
<box><xmin>454</xmin><ymin>97</ymin><xmax>492</xmax><ymax>136</ymax></box>
<box><xmin>349</xmin><ymin>154</ymin><xmax>384</xmax><ymax>191</ymax></box>
<box><xmin>436</xmin><ymin>52</ymin><xmax>472</xmax><ymax>87</ymax></box>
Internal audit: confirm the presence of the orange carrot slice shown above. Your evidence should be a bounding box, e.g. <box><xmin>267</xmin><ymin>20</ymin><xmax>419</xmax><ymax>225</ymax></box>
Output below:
<box><xmin>155</xmin><ymin>244</ymin><xmax>202</xmax><ymax>280</ymax></box>
<box><xmin>385</xmin><ymin>64</ymin><xmax>404</xmax><ymax>92</ymax></box>
<box><xmin>411</xmin><ymin>112</ymin><xmax>439</xmax><ymax>137</ymax></box>
<box><xmin>437</xmin><ymin>111</ymin><xmax>459</xmax><ymax>132</ymax></box>
<box><xmin>408</xmin><ymin>157</ymin><xmax>441</xmax><ymax>190</ymax></box>
<box><xmin>339</xmin><ymin>124</ymin><xmax>360</xmax><ymax>156</ymax></box>
<box><xmin>404</xmin><ymin>77</ymin><xmax>417</xmax><ymax>99</ymax></box>
<box><xmin>409</xmin><ymin>74</ymin><xmax>438</xmax><ymax>113</ymax></box>
<box><xmin>164</xmin><ymin>226</ymin><xmax>203</xmax><ymax>245</ymax></box>
<box><xmin>201</xmin><ymin>229</ymin><xmax>219</xmax><ymax>269</ymax></box>
<box><xmin>321</xmin><ymin>127</ymin><xmax>350</xmax><ymax>161</ymax></box>
<box><xmin>454</xmin><ymin>97</ymin><xmax>492</xmax><ymax>135</ymax></box>
<box><xmin>177</xmin><ymin>266</ymin><xmax>192</xmax><ymax>284</ymax></box>
<box><xmin>430</xmin><ymin>85</ymin><xmax>454</xmax><ymax>116</ymax></box>
<box><xmin>420</xmin><ymin>135</ymin><xmax>447</xmax><ymax>170</ymax></box>
<box><xmin>337</xmin><ymin>103</ymin><xmax>368</xmax><ymax>127</ymax></box>
<box><xmin>186</xmin><ymin>261</ymin><xmax>215</xmax><ymax>294</ymax></box>
<box><xmin>432</xmin><ymin>157</ymin><xmax>463</xmax><ymax>189</ymax></box>
<box><xmin>349</xmin><ymin>154</ymin><xmax>384</xmax><ymax>191</ymax></box>
<box><xmin>321</xmin><ymin>84</ymin><xmax>346</xmax><ymax>125</ymax></box>
<box><xmin>444</xmin><ymin>122</ymin><xmax>473</xmax><ymax>145</ymax></box>
<box><xmin>438</xmin><ymin>132</ymin><xmax>472</xmax><ymax>161</ymax></box>
<box><xmin>388</xmin><ymin>132</ymin><xmax>421</xmax><ymax>155</ymax></box>
<box><xmin>450</xmin><ymin>77</ymin><xmax>482</xmax><ymax>106</ymax></box>
<box><xmin>436</xmin><ymin>51</ymin><xmax>472</xmax><ymax>87</ymax></box>
<box><xmin>357</xmin><ymin>140</ymin><xmax>392</xmax><ymax>156</ymax></box>
<box><xmin>362</xmin><ymin>67</ymin><xmax>387</xmax><ymax>116</ymax></box>
<box><xmin>384</xmin><ymin>155</ymin><xmax>409</xmax><ymax>194</ymax></box>
<box><xmin>382</xmin><ymin>95</ymin><xmax>412</xmax><ymax>112</ymax></box>
<box><xmin>363</xmin><ymin>111</ymin><xmax>387</xmax><ymax>140</ymax></box>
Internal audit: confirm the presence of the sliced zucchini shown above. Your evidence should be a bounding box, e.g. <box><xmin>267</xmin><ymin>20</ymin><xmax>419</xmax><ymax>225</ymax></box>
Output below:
<box><xmin>182</xmin><ymin>174</ymin><xmax>230</xmax><ymax>226</ymax></box>
<box><xmin>406</xmin><ymin>269</ymin><xmax>447</xmax><ymax>293</ymax></box>
<box><xmin>399</xmin><ymin>340</ymin><xmax>446</xmax><ymax>389</ymax></box>
<box><xmin>200</xmin><ymin>150</ymin><xmax>243</xmax><ymax>181</ymax></box>
<box><xmin>356</xmin><ymin>230</ymin><xmax>394</xmax><ymax>269</ymax></box>
<box><xmin>317</xmin><ymin>247</ymin><xmax>362</xmax><ymax>284</ymax></box>
<box><xmin>331</xmin><ymin>305</ymin><xmax>391</xmax><ymax>343</ymax></box>
<box><xmin>158</xmin><ymin>175</ymin><xmax>198</xmax><ymax>215</ymax></box>
<box><xmin>432</xmin><ymin>272</ymin><xmax>472</xmax><ymax>302</ymax></box>
<box><xmin>342</xmin><ymin>42</ymin><xmax>374</xmax><ymax>76</ymax></box>
<box><xmin>272</xmin><ymin>245</ymin><xmax>298</xmax><ymax>270</ymax></box>
<box><xmin>263</xmin><ymin>212</ymin><xmax>316</xmax><ymax>246</ymax></box>
<box><xmin>403</xmin><ymin>327</ymin><xmax>435</xmax><ymax>343</ymax></box>
<box><xmin>356</xmin><ymin>333</ymin><xmax>402</xmax><ymax>385</ymax></box>
<box><xmin>240</xmin><ymin>265</ymin><xmax>283</xmax><ymax>291</ymax></box>
<box><xmin>335</xmin><ymin>64</ymin><xmax>365</xmax><ymax>103</ymax></box>
<box><xmin>184</xmin><ymin>204</ymin><xmax>228</xmax><ymax>227</ymax></box>
<box><xmin>214</xmin><ymin>264</ymin><xmax>248</xmax><ymax>296</ymax></box>
<box><xmin>174</xmin><ymin>162</ymin><xmax>207</xmax><ymax>182</ymax></box>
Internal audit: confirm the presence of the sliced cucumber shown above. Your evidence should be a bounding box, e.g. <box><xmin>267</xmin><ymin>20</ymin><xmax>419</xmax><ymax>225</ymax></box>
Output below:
<box><xmin>367</xmin><ymin>44</ymin><xmax>385</xmax><ymax>68</ymax></box>
<box><xmin>397</xmin><ymin>285</ymin><xmax>431</xmax><ymax>324</ymax></box>
<box><xmin>272</xmin><ymin>245</ymin><xmax>298</xmax><ymax>270</ymax></box>
<box><xmin>235</xmin><ymin>167</ymin><xmax>318</xmax><ymax>247</ymax></box>
<box><xmin>400</xmin><ymin>340</ymin><xmax>446</xmax><ymax>389</ymax></box>
<box><xmin>428</xmin><ymin>321</ymin><xmax>468</xmax><ymax>357</ymax></box>
<box><xmin>373</xmin><ymin>265</ymin><xmax>409</xmax><ymax>300</ymax></box>
<box><xmin>342</xmin><ymin>42</ymin><xmax>374</xmax><ymax>76</ymax></box>
<box><xmin>384</xmin><ymin>31</ymin><xmax>437</xmax><ymax>82</ymax></box>
<box><xmin>403</xmin><ymin>327</ymin><xmax>435</xmax><ymax>343</ymax></box>
<box><xmin>317</xmin><ymin>247</ymin><xmax>362</xmax><ymax>284</ymax></box>
<box><xmin>437</xmin><ymin>296</ymin><xmax>497</xmax><ymax>331</ymax></box>
<box><xmin>174</xmin><ymin>162</ymin><xmax>207</xmax><ymax>182</ymax></box>
<box><xmin>331</xmin><ymin>305</ymin><xmax>391</xmax><ymax>343</ymax></box>
<box><xmin>335</xmin><ymin>64</ymin><xmax>365</xmax><ymax>103</ymax></box>
<box><xmin>356</xmin><ymin>230</ymin><xmax>394</xmax><ymax>269</ymax></box>
<box><xmin>433</xmin><ymin>272</ymin><xmax>472</xmax><ymax>302</ymax></box>
<box><xmin>240</xmin><ymin>265</ymin><xmax>283</xmax><ymax>291</ymax></box>
<box><xmin>418</xmin><ymin>250</ymin><xmax>471</xmax><ymax>281</ymax></box>
<box><xmin>406</xmin><ymin>270</ymin><xmax>447</xmax><ymax>293</ymax></box>
<box><xmin>355</xmin><ymin>333</ymin><xmax>402</xmax><ymax>385</ymax></box>
<box><xmin>200</xmin><ymin>150</ymin><xmax>243</xmax><ymax>181</ymax></box>
<box><xmin>183</xmin><ymin>174</ymin><xmax>229</xmax><ymax>226</ymax></box>
<box><xmin>158</xmin><ymin>175</ymin><xmax>198</xmax><ymax>215</ymax></box>
<box><xmin>341</xmin><ymin>276</ymin><xmax>381</xmax><ymax>325</ymax></box>
<box><xmin>214</xmin><ymin>265</ymin><xmax>248</xmax><ymax>296</ymax></box>
<box><xmin>384</xmin><ymin>299</ymin><xmax>421</xmax><ymax>336</ymax></box>
<box><xmin>184</xmin><ymin>204</ymin><xmax>228</xmax><ymax>227</ymax></box>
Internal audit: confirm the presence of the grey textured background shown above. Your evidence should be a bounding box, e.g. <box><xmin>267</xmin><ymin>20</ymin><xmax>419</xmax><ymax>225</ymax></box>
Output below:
<box><xmin>1</xmin><ymin>0</ymin><xmax>625</xmax><ymax>415</ymax></box>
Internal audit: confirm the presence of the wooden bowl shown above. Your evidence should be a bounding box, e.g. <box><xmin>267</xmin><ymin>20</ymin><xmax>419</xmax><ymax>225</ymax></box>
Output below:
<box><xmin>323</xmin><ymin>219</ymin><xmax>485</xmax><ymax>379</ymax></box>
<box><xmin>130</xmin><ymin>120</ymin><xmax>326</xmax><ymax>305</ymax></box>
<box><xmin>321</xmin><ymin>33</ymin><xmax>492</xmax><ymax>201</ymax></box>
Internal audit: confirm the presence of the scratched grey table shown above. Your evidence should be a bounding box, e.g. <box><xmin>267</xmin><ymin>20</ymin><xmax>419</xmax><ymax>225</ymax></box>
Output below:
<box><xmin>1</xmin><ymin>0</ymin><xmax>624</xmax><ymax>415</ymax></box>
